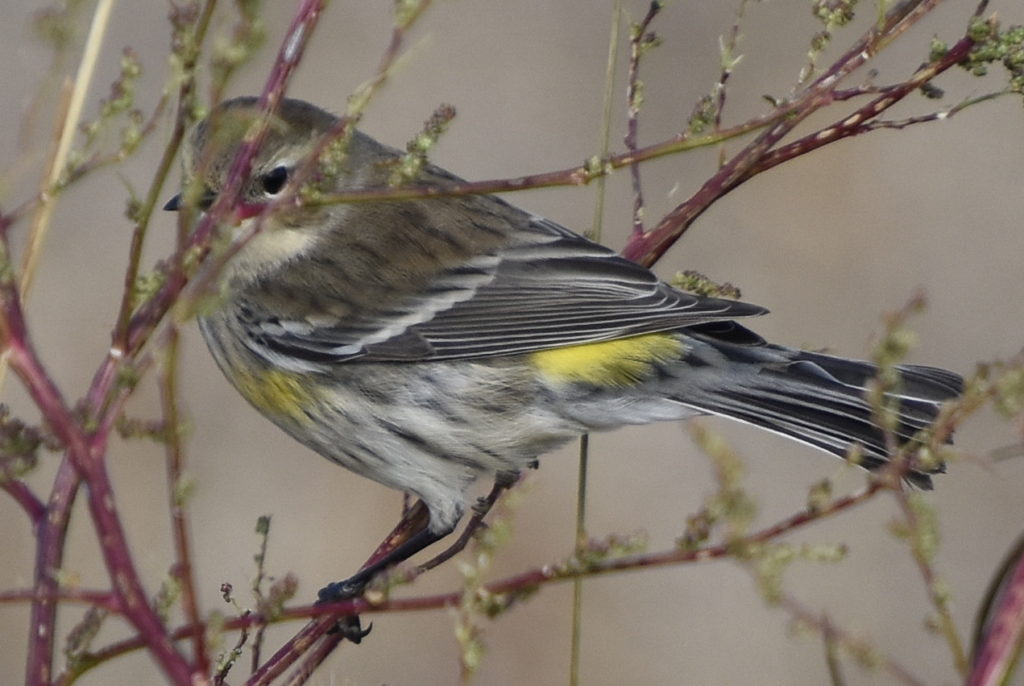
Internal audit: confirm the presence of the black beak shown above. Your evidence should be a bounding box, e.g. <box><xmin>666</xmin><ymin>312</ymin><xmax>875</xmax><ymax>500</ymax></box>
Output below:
<box><xmin>163</xmin><ymin>193</ymin><xmax>182</xmax><ymax>211</ymax></box>
<box><xmin>163</xmin><ymin>190</ymin><xmax>216</xmax><ymax>212</ymax></box>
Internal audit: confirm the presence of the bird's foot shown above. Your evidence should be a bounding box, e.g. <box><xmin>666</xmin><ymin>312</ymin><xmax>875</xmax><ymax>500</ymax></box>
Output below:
<box><xmin>317</xmin><ymin>575</ymin><xmax>367</xmax><ymax>604</ymax></box>
<box><xmin>316</xmin><ymin>574</ymin><xmax>374</xmax><ymax>643</ymax></box>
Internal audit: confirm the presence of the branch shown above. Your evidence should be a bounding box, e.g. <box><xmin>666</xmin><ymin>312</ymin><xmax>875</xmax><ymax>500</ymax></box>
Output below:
<box><xmin>739</xmin><ymin>32</ymin><xmax>985</xmax><ymax>181</ymax></box>
<box><xmin>0</xmin><ymin>588</ymin><xmax>119</xmax><ymax>612</ymax></box>
<box><xmin>620</xmin><ymin>0</ymin><xmax>964</xmax><ymax>267</ymax></box>
<box><xmin>19</xmin><ymin>3</ymin><xmax>330</xmax><ymax>684</ymax></box>
<box><xmin>20</xmin><ymin>0</ymin><xmax>116</xmax><ymax>297</ymax></box>
<box><xmin>0</xmin><ymin>246</ymin><xmax>192</xmax><ymax>683</ymax></box>
<box><xmin>891</xmin><ymin>487</ymin><xmax>969</xmax><ymax>674</ymax></box>
<box><xmin>158</xmin><ymin>329</ymin><xmax>207</xmax><ymax>675</ymax></box>
<box><xmin>968</xmin><ymin>534</ymin><xmax>1024</xmax><ymax>686</ymax></box>
<box><xmin>26</xmin><ymin>462</ymin><xmax>80</xmax><ymax>686</ymax></box>
<box><xmin>0</xmin><ymin>474</ymin><xmax>44</xmax><ymax>523</ymax></box>
<box><xmin>776</xmin><ymin>592</ymin><xmax>928</xmax><ymax>686</ymax></box>
<box><xmin>623</xmin><ymin>1</ymin><xmax>661</xmax><ymax>235</ymax></box>
<box><xmin>83</xmin><ymin>480</ymin><xmax>886</xmax><ymax>677</ymax></box>
<box><xmin>109</xmin><ymin>0</ymin><xmax>219</xmax><ymax>354</ymax></box>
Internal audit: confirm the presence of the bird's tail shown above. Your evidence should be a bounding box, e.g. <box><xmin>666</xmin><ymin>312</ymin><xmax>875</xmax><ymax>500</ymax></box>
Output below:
<box><xmin>672</xmin><ymin>324</ymin><xmax>964</xmax><ymax>487</ymax></box>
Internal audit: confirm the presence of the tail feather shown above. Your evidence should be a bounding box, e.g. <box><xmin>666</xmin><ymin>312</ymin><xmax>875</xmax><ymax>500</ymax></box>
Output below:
<box><xmin>792</xmin><ymin>349</ymin><xmax>964</xmax><ymax>401</ymax></box>
<box><xmin>676</xmin><ymin>331</ymin><xmax>963</xmax><ymax>488</ymax></box>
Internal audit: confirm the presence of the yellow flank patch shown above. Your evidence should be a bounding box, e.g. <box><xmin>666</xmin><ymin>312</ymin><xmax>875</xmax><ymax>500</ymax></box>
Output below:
<box><xmin>235</xmin><ymin>367</ymin><xmax>314</xmax><ymax>424</ymax></box>
<box><xmin>530</xmin><ymin>333</ymin><xmax>684</xmax><ymax>387</ymax></box>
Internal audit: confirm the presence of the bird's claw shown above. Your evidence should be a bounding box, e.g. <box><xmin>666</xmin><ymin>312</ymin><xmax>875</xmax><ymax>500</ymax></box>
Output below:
<box><xmin>329</xmin><ymin>615</ymin><xmax>373</xmax><ymax>642</ymax></box>
<box><xmin>317</xmin><ymin>575</ymin><xmax>372</xmax><ymax>642</ymax></box>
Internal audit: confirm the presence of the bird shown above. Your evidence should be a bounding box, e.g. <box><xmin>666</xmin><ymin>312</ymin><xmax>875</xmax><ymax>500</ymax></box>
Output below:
<box><xmin>164</xmin><ymin>96</ymin><xmax>963</xmax><ymax>603</ymax></box>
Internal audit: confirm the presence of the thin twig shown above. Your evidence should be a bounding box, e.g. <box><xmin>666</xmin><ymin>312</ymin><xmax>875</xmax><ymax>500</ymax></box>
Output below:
<box><xmin>570</xmin><ymin>435</ymin><xmax>590</xmax><ymax>686</ymax></box>
<box><xmin>213</xmin><ymin>619</ymin><xmax>250</xmax><ymax>686</ymax></box>
<box><xmin>108</xmin><ymin>0</ymin><xmax>325</xmax><ymax>375</ymax></box>
<box><xmin>110</xmin><ymin>0</ymin><xmax>218</xmax><ymax>354</ymax></box>
<box><xmin>735</xmin><ymin>33</ymin><xmax>985</xmax><ymax>183</ymax></box>
<box><xmin>58</xmin><ymin>93</ymin><xmax>170</xmax><ymax>187</ymax></box>
<box><xmin>26</xmin><ymin>3</ymin><xmax>328</xmax><ymax>684</ymax></box>
<box><xmin>967</xmin><ymin>533</ymin><xmax>1024</xmax><ymax>686</ymax></box>
<box><xmin>623</xmin><ymin>1</ymin><xmax>661</xmax><ymax>235</ymax></box>
<box><xmin>250</xmin><ymin>516</ymin><xmax>273</xmax><ymax>673</ymax></box>
<box><xmin>713</xmin><ymin>0</ymin><xmax>750</xmax><ymax>165</ymax></box>
<box><xmin>84</xmin><ymin>480</ymin><xmax>887</xmax><ymax>677</ymax></box>
<box><xmin>414</xmin><ymin>477</ymin><xmax>512</xmax><ymax>575</ymax></box>
<box><xmin>0</xmin><ymin>233</ymin><xmax>101</xmax><ymax>685</ymax></box>
<box><xmin>21</xmin><ymin>0</ymin><xmax>116</xmax><ymax>296</ymax></box>
<box><xmin>3</xmin><ymin>253</ymin><xmax>194</xmax><ymax>683</ymax></box>
<box><xmin>822</xmin><ymin>615</ymin><xmax>848</xmax><ymax>686</ymax></box>
<box><xmin>26</xmin><ymin>463</ymin><xmax>82</xmax><ymax>686</ymax></box>
<box><xmin>0</xmin><ymin>82</ymin><xmax>69</xmax><ymax>395</ymax></box>
<box><xmin>246</xmin><ymin>618</ymin><xmax>338</xmax><ymax>686</ymax></box>
<box><xmin>620</xmin><ymin>0</ymin><xmax>962</xmax><ymax>268</ymax></box>
<box><xmin>891</xmin><ymin>487</ymin><xmax>969</xmax><ymax>674</ymax></box>
<box><xmin>0</xmin><ymin>474</ymin><xmax>45</xmax><ymax>523</ymax></box>
<box><xmin>0</xmin><ymin>587</ymin><xmax>119</xmax><ymax>611</ymax></box>
<box><xmin>571</xmin><ymin>6</ymin><xmax>624</xmax><ymax>678</ymax></box>
<box><xmin>280</xmin><ymin>632</ymin><xmax>344</xmax><ymax>686</ymax></box>
<box><xmin>776</xmin><ymin>592</ymin><xmax>928</xmax><ymax>686</ymax></box>
<box><xmin>158</xmin><ymin>328</ymin><xmax>207</xmax><ymax>675</ymax></box>
<box><xmin>294</xmin><ymin>107</ymin><xmax>789</xmax><ymax>205</ymax></box>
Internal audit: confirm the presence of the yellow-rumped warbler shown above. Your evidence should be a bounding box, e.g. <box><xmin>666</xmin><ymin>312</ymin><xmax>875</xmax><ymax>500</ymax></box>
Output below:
<box><xmin>165</xmin><ymin>97</ymin><xmax>962</xmax><ymax>602</ymax></box>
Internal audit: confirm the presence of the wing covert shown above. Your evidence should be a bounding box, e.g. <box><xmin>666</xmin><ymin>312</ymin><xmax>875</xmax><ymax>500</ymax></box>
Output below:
<box><xmin>240</xmin><ymin>213</ymin><xmax>766</xmax><ymax>365</ymax></box>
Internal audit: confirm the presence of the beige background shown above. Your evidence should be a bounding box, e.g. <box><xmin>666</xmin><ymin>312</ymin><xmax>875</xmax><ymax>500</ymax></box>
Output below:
<box><xmin>2</xmin><ymin>1</ymin><xmax>1023</xmax><ymax>684</ymax></box>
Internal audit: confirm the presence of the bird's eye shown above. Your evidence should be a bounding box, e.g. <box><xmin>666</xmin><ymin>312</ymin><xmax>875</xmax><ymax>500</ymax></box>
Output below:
<box><xmin>261</xmin><ymin>166</ymin><xmax>289</xmax><ymax>195</ymax></box>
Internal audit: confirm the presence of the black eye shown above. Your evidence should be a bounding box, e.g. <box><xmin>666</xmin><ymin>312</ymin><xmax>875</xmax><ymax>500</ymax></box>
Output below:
<box><xmin>261</xmin><ymin>166</ymin><xmax>289</xmax><ymax>195</ymax></box>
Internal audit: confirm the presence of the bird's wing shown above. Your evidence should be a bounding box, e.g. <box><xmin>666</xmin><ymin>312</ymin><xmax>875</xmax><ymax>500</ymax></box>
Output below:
<box><xmin>238</xmin><ymin>215</ymin><xmax>766</xmax><ymax>366</ymax></box>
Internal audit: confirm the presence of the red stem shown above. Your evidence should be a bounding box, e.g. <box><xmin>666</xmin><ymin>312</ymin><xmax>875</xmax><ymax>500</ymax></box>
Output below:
<box><xmin>246</xmin><ymin>618</ymin><xmax>338</xmax><ymax>686</ymax></box>
<box><xmin>3</xmin><ymin>290</ymin><xmax>191</xmax><ymax>684</ymax></box>
<box><xmin>967</xmin><ymin>544</ymin><xmax>1024</xmax><ymax>686</ymax></box>
<box><xmin>620</xmin><ymin>0</ymin><xmax>947</xmax><ymax>267</ymax></box>
<box><xmin>25</xmin><ymin>461</ymin><xmax>79</xmax><ymax>686</ymax></box>
<box><xmin>280</xmin><ymin>632</ymin><xmax>344</xmax><ymax>686</ymax></box>
<box><xmin>85</xmin><ymin>480</ymin><xmax>884</xmax><ymax>679</ymax></box>
<box><xmin>78</xmin><ymin>431</ymin><xmax>193</xmax><ymax>682</ymax></box>
<box><xmin>623</xmin><ymin>3</ymin><xmax>661</xmax><ymax>235</ymax></box>
<box><xmin>742</xmin><ymin>34</ymin><xmax>980</xmax><ymax>181</ymax></box>
<box><xmin>1</xmin><ymin>292</ymin><xmax>96</xmax><ymax>686</ymax></box>
<box><xmin>0</xmin><ymin>588</ymin><xmax>119</xmax><ymax>609</ymax></box>
<box><xmin>17</xmin><ymin>2</ymin><xmax>329</xmax><ymax>683</ymax></box>
<box><xmin>1</xmin><ymin>477</ymin><xmax>44</xmax><ymax>523</ymax></box>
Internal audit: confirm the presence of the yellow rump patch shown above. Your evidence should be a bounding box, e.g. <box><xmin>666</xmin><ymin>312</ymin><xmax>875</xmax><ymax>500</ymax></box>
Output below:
<box><xmin>529</xmin><ymin>333</ymin><xmax>684</xmax><ymax>387</ymax></box>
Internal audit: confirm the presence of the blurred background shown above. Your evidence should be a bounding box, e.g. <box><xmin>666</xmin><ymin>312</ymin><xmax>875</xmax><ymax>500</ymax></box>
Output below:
<box><xmin>1</xmin><ymin>1</ymin><xmax>1023</xmax><ymax>684</ymax></box>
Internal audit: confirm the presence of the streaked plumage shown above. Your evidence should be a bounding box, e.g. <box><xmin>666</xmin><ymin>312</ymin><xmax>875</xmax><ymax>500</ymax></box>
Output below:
<box><xmin>176</xmin><ymin>97</ymin><xmax>963</xmax><ymax>548</ymax></box>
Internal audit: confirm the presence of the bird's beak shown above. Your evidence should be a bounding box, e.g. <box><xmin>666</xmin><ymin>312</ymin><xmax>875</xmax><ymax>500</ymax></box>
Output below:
<box><xmin>163</xmin><ymin>189</ymin><xmax>216</xmax><ymax>212</ymax></box>
<box><xmin>163</xmin><ymin>194</ymin><xmax>182</xmax><ymax>211</ymax></box>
